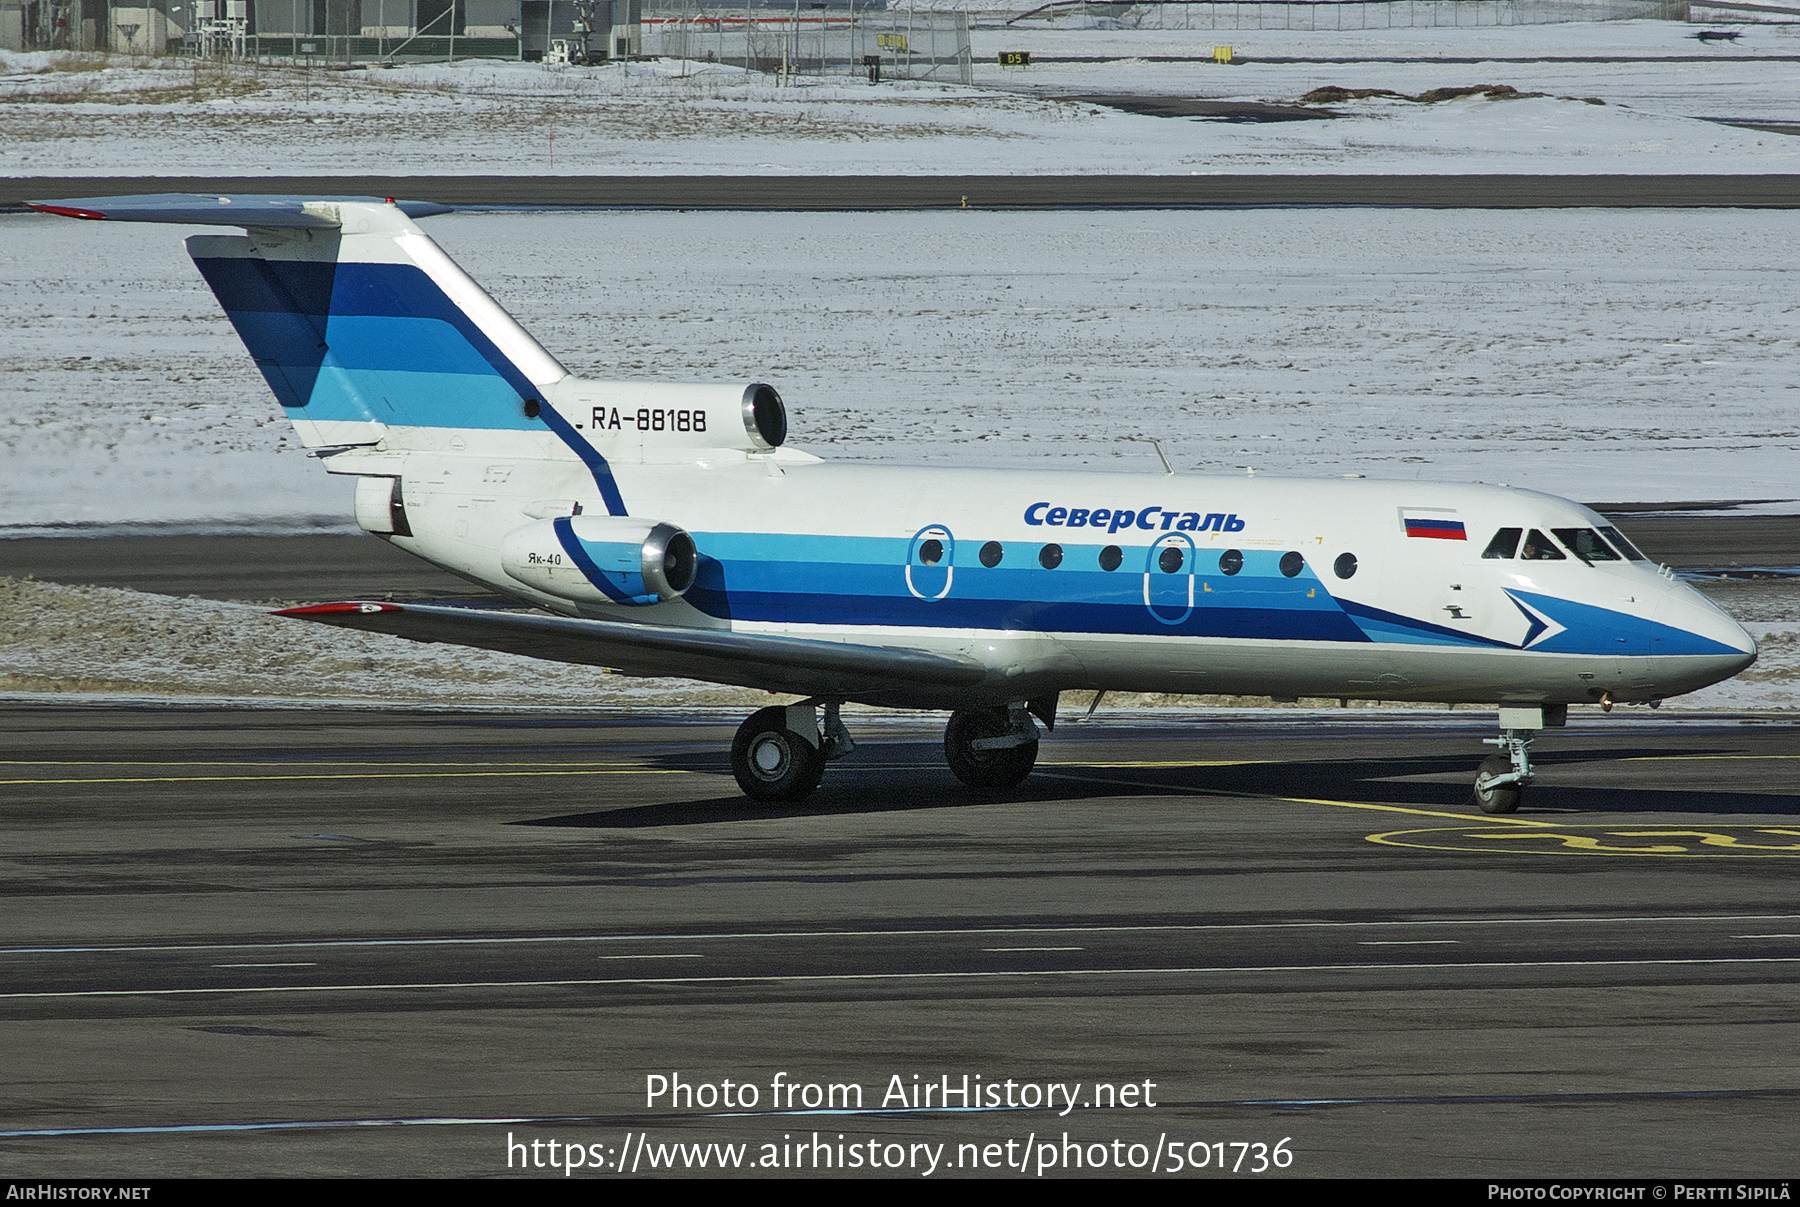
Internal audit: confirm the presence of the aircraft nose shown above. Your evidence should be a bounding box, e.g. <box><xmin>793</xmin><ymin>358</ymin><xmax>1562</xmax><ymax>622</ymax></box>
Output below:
<box><xmin>1657</xmin><ymin>582</ymin><xmax>1757</xmax><ymax>676</ymax></box>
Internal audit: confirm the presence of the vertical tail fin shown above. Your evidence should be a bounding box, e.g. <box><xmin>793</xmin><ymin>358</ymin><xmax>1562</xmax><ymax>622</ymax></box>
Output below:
<box><xmin>186</xmin><ymin>200</ymin><xmax>567</xmax><ymax>448</ymax></box>
<box><xmin>28</xmin><ymin>194</ymin><xmax>567</xmax><ymax>449</ymax></box>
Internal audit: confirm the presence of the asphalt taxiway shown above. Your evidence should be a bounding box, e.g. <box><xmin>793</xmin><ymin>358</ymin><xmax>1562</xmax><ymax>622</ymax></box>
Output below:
<box><xmin>2</xmin><ymin>703</ymin><xmax>1797</xmax><ymax>1178</ymax></box>
<box><xmin>10</xmin><ymin>174</ymin><xmax>1800</xmax><ymax>210</ymax></box>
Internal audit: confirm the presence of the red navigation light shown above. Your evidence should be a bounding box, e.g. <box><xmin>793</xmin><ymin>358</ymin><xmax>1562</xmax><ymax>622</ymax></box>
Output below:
<box><xmin>271</xmin><ymin>602</ymin><xmax>402</xmax><ymax>617</ymax></box>
<box><xmin>27</xmin><ymin>204</ymin><xmax>108</xmax><ymax>220</ymax></box>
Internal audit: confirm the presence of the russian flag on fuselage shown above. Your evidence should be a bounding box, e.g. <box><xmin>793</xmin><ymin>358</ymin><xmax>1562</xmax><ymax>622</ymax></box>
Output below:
<box><xmin>1403</xmin><ymin>518</ymin><xmax>1467</xmax><ymax>540</ymax></box>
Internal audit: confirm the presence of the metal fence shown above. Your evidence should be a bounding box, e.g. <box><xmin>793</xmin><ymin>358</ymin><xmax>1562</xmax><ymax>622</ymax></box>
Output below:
<box><xmin>642</xmin><ymin>6</ymin><xmax>973</xmax><ymax>82</ymax></box>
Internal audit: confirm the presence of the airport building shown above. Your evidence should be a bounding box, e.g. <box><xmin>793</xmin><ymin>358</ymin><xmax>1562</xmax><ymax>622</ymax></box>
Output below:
<box><xmin>0</xmin><ymin>0</ymin><xmax>643</xmax><ymax>58</ymax></box>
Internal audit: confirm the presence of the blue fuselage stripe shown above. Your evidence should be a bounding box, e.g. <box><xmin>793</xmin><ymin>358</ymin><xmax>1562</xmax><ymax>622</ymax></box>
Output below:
<box><xmin>193</xmin><ymin>255</ymin><xmax>630</xmax><ymax>513</ymax></box>
<box><xmin>677</xmin><ymin>534</ymin><xmax>1723</xmax><ymax>656</ymax></box>
<box><xmin>1510</xmin><ymin>589</ymin><xmax>1741</xmax><ymax>656</ymax></box>
<box><xmin>688</xmin><ymin>534</ymin><xmax>1370</xmax><ymax>642</ymax></box>
<box><xmin>554</xmin><ymin>516</ymin><xmax>637</xmax><ymax>602</ymax></box>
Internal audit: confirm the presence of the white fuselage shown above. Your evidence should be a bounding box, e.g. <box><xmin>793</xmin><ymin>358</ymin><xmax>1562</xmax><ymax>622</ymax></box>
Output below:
<box><xmin>324</xmin><ymin>435</ymin><xmax>1756</xmax><ymax>709</ymax></box>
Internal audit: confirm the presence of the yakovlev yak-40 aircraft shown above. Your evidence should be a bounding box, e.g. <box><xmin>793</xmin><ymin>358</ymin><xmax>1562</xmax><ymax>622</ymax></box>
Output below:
<box><xmin>32</xmin><ymin>194</ymin><xmax>1758</xmax><ymax>812</ymax></box>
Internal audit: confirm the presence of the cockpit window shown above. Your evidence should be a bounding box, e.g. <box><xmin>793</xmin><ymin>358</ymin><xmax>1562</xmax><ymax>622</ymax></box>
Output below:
<box><xmin>1597</xmin><ymin>525</ymin><xmax>1650</xmax><ymax>562</ymax></box>
<box><xmin>1482</xmin><ymin>528</ymin><xmax>1522</xmax><ymax>559</ymax></box>
<box><xmin>1518</xmin><ymin>530</ymin><xmax>1566</xmax><ymax>561</ymax></box>
<box><xmin>1552</xmin><ymin>527</ymin><xmax>1622</xmax><ymax>565</ymax></box>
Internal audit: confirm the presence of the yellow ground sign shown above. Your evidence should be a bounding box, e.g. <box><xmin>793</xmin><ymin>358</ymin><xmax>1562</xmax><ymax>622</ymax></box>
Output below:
<box><xmin>1369</xmin><ymin>825</ymin><xmax>1800</xmax><ymax>858</ymax></box>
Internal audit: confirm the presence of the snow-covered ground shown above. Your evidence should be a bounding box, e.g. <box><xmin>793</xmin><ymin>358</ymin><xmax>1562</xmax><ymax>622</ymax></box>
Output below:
<box><xmin>4</xmin><ymin>205</ymin><xmax>1797</xmax><ymax>534</ymax></box>
<box><xmin>5</xmin><ymin>21</ymin><xmax>1800</xmax><ymax>176</ymax></box>
<box><xmin>0</xmin><ymin>575</ymin><xmax>764</xmax><ymax>707</ymax></box>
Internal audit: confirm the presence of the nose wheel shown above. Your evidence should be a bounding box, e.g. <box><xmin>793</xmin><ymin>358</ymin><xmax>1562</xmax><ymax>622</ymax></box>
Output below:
<box><xmin>1473</xmin><ymin>752</ymin><xmax>1524</xmax><ymax>814</ymax></box>
<box><xmin>1472</xmin><ymin>727</ymin><xmax>1536</xmax><ymax>815</ymax></box>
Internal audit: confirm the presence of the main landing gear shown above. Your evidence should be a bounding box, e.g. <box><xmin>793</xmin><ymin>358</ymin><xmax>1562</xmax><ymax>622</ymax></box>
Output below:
<box><xmin>731</xmin><ymin>700</ymin><xmax>855</xmax><ymax>802</ymax></box>
<box><xmin>728</xmin><ymin>697</ymin><xmax>1056</xmax><ymax>801</ymax></box>
<box><xmin>1471</xmin><ymin>704</ymin><xmax>1565</xmax><ymax>814</ymax></box>
<box><xmin>943</xmin><ymin>703</ymin><xmax>1042</xmax><ymax>790</ymax></box>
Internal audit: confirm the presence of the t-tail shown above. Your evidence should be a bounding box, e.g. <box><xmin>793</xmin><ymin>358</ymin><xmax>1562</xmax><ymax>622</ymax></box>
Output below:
<box><xmin>191</xmin><ymin>200</ymin><xmax>570</xmax><ymax>454</ymax></box>
<box><xmin>26</xmin><ymin>193</ymin><xmax>794</xmax><ymax>523</ymax></box>
<box><xmin>30</xmin><ymin>193</ymin><xmax>564</xmax><ymax>450</ymax></box>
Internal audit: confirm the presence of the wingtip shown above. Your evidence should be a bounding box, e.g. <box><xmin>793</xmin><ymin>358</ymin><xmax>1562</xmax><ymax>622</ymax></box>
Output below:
<box><xmin>272</xmin><ymin>602</ymin><xmax>403</xmax><ymax>617</ymax></box>
<box><xmin>26</xmin><ymin>202</ymin><xmax>109</xmax><ymax>220</ymax></box>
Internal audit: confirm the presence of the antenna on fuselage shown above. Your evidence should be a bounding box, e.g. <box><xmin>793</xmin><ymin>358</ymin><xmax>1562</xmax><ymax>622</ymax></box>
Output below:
<box><xmin>1124</xmin><ymin>437</ymin><xmax>1175</xmax><ymax>476</ymax></box>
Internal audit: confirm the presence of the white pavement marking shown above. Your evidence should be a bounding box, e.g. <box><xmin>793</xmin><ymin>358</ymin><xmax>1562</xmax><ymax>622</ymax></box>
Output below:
<box><xmin>6</xmin><ymin>913</ymin><xmax>1798</xmax><ymax>956</ymax></box>
<box><xmin>8</xmin><ymin>958</ymin><xmax>1800</xmax><ymax>1000</ymax></box>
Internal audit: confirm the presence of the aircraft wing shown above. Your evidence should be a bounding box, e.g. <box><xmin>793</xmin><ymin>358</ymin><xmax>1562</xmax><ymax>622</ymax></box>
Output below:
<box><xmin>275</xmin><ymin>602</ymin><xmax>991</xmax><ymax>706</ymax></box>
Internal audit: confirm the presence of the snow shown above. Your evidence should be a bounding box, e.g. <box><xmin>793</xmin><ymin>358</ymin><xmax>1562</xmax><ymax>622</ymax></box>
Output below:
<box><xmin>4</xmin><ymin>205</ymin><xmax>1797</xmax><ymax>534</ymax></box>
<box><xmin>0</xmin><ymin>575</ymin><xmax>772</xmax><ymax>706</ymax></box>
<box><xmin>6</xmin><ymin>21</ymin><xmax>1800</xmax><ymax>176</ymax></box>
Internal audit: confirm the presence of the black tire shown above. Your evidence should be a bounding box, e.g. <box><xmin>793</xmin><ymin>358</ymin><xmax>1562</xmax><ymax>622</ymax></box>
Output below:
<box><xmin>731</xmin><ymin>706</ymin><xmax>825</xmax><ymax>802</ymax></box>
<box><xmin>1473</xmin><ymin>752</ymin><xmax>1523</xmax><ymax>815</ymax></box>
<box><xmin>944</xmin><ymin>707</ymin><xmax>1039</xmax><ymax>790</ymax></box>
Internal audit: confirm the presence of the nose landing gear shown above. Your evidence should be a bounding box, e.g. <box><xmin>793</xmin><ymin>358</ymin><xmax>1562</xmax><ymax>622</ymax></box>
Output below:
<box><xmin>1471</xmin><ymin>704</ymin><xmax>1564</xmax><ymax>814</ymax></box>
<box><xmin>1473</xmin><ymin>741</ymin><xmax>1531</xmax><ymax>814</ymax></box>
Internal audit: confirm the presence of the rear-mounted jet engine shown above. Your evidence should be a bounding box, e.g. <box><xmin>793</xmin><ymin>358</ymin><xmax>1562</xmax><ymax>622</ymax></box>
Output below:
<box><xmin>502</xmin><ymin>515</ymin><xmax>697</xmax><ymax>607</ymax></box>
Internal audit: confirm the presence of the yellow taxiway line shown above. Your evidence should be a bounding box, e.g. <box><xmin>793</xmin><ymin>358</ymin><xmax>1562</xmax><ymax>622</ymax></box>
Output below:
<box><xmin>1033</xmin><ymin>770</ymin><xmax>1552</xmax><ymax>827</ymax></box>
<box><xmin>1622</xmin><ymin>754</ymin><xmax>1800</xmax><ymax>762</ymax></box>
<box><xmin>0</xmin><ymin>769</ymin><xmax>682</xmax><ymax>785</ymax></box>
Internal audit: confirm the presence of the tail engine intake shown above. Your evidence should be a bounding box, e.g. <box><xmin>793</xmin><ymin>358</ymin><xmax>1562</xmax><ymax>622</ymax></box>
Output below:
<box><xmin>502</xmin><ymin>515</ymin><xmax>697</xmax><ymax>606</ymax></box>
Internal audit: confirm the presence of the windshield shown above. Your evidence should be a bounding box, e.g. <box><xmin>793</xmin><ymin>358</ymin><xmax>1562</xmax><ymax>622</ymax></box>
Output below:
<box><xmin>1596</xmin><ymin>525</ymin><xmax>1650</xmax><ymax>562</ymax></box>
<box><xmin>1519</xmin><ymin>530</ymin><xmax>1566</xmax><ymax>561</ymax></box>
<box><xmin>1553</xmin><ymin>528</ymin><xmax>1622</xmax><ymax>565</ymax></box>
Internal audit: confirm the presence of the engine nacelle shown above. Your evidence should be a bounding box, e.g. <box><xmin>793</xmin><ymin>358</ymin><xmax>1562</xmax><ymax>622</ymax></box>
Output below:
<box><xmin>547</xmin><ymin>379</ymin><xmax>787</xmax><ymax>455</ymax></box>
<box><xmin>501</xmin><ymin>515</ymin><xmax>697</xmax><ymax>606</ymax></box>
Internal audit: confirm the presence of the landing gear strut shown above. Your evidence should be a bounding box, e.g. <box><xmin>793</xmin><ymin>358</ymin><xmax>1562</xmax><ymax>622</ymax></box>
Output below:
<box><xmin>730</xmin><ymin>700</ymin><xmax>855</xmax><ymax>802</ymax></box>
<box><xmin>944</xmin><ymin>702</ymin><xmax>1042</xmax><ymax>790</ymax></box>
<box><xmin>1471</xmin><ymin>704</ymin><xmax>1563</xmax><ymax>814</ymax></box>
<box><xmin>1473</xmin><ymin>736</ymin><xmax>1532</xmax><ymax>815</ymax></box>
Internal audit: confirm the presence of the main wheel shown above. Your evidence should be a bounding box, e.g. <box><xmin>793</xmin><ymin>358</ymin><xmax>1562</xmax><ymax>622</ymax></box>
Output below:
<box><xmin>944</xmin><ymin>707</ymin><xmax>1039</xmax><ymax>790</ymax></box>
<box><xmin>731</xmin><ymin>706</ymin><xmax>826</xmax><ymax>802</ymax></box>
<box><xmin>1473</xmin><ymin>752</ymin><xmax>1523</xmax><ymax>815</ymax></box>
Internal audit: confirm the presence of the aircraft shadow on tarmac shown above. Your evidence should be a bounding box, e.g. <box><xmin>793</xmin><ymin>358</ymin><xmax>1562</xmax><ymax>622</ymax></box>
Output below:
<box><xmin>514</xmin><ymin>744</ymin><xmax>1799</xmax><ymax>829</ymax></box>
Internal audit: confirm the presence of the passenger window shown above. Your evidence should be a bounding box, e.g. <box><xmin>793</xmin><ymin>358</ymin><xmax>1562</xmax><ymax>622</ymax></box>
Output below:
<box><xmin>1279</xmin><ymin>551</ymin><xmax>1304</xmax><ymax>578</ymax></box>
<box><xmin>1552</xmin><ymin>528</ymin><xmax>1621</xmax><ymax>565</ymax></box>
<box><xmin>1158</xmin><ymin>546</ymin><xmax>1185</xmax><ymax>574</ymax></box>
<box><xmin>918</xmin><ymin>539</ymin><xmax>944</xmax><ymax>566</ymax></box>
<box><xmin>1597</xmin><ymin>525</ymin><xmax>1650</xmax><ymax>562</ymax></box>
<box><xmin>1518</xmin><ymin>530</ymin><xmax>1566</xmax><ymax>561</ymax></box>
<box><xmin>979</xmin><ymin>541</ymin><xmax>1003</xmax><ymax>568</ymax></box>
<box><xmin>1333</xmin><ymin>552</ymin><xmax>1357</xmax><ymax>579</ymax></box>
<box><xmin>1482</xmin><ymin>528</ymin><xmax>1522</xmax><ymax>559</ymax></box>
<box><xmin>1038</xmin><ymin>543</ymin><xmax>1063</xmax><ymax>570</ymax></box>
<box><xmin>1098</xmin><ymin>545</ymin><xmax>1123</xmax><ymax>571</ymax></box>
<box><xmin>1218</xmin><ymin>549</ymin><xmax>1243</xmax><ymax>576</ymax></box>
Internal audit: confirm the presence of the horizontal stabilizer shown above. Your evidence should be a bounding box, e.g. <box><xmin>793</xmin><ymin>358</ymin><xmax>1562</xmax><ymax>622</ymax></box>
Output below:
<box><xmin>275</xmin><ymin>602</ymin><xmax>990</xmax><ymax>705</ymax></box>
<box><xmin>26</xmin><ymin>194</ymin><xmax>453</xmax><ymax>227</ymax></box>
